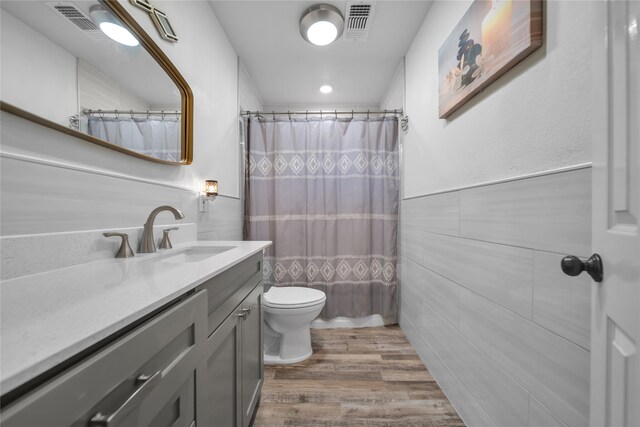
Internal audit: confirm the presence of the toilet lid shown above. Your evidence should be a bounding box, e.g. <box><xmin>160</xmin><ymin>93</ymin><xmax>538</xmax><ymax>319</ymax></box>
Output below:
<box><xmin>264</xmin><ymin>286</ymin><xmax>326</xmax><ymax>308</ymax></box>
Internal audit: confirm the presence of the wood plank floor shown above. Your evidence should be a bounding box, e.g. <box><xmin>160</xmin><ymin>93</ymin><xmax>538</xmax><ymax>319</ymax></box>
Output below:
<box><xmin>253</xmin><ymin>326</ymin><xmax>466</xmax><ymax>427</ymax></box>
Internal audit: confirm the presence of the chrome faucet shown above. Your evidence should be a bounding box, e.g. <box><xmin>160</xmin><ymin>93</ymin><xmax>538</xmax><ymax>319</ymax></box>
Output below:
<box><xmin>139</xmin><ymin>206</ymin><xmax>185</xmax><ymax>253</ymax></box>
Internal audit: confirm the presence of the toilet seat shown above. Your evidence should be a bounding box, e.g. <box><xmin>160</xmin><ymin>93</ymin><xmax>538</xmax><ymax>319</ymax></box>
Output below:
<box><xmin>264</xmin><ymin>286</ymin><xmax>326</xmax><ymax>309</ymax></box>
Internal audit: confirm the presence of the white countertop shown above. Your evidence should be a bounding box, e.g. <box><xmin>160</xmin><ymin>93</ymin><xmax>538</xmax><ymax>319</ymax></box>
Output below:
<box><xmin>0</xmin><ymin>240</ymin><xmax>271</xmax><ymax>395</ymax></box>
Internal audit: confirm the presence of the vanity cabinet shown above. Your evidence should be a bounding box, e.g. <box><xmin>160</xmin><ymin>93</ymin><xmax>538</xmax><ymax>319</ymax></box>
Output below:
<box><xmin>240</xmin><ymin>284</ymin><xmax>264</xmax><ymax>427</ymax></box>
<box><xmin>0</xmin><ymin>251</ymin><xmax>265</xmax><ymax>427</ymax></box>
<box><xmin>1</xmin><ymin>290</ymin><xmax>208</xmax><ymax>427</ymax></box>
<box><xmin>196</xmin><ymin>253</ymin><xmax>264</xmax><ymax>427</ymax></box>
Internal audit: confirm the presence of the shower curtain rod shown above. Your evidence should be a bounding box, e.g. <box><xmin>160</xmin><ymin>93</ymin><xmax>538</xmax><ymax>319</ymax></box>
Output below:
<box><xmin>83</xmin><ymin>109</ymin><xmax>181</xmax><ymax>117</ymax></box>
<box><xmin>240</xmin><ymin>109</ymin><xmax>404</xmax><ymax>118</ymax></box>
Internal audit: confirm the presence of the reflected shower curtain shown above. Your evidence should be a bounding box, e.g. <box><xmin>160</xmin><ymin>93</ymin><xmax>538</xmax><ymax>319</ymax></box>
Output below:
<box><xmin>244</xmin><ymin>117</ymin><xmax>399</xmax><ymax>323</ymax></box>
<box><xmin>88</xmin><ymin>117</ymin><xmax>180</xmax><ymax>161</ymax></box>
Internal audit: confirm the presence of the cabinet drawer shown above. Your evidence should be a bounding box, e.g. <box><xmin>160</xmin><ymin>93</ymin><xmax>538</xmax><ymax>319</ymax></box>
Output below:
<box><xmin>1</xmin><ymin>291</ymin><xmax>207</xmax><ymax>427</ymax></box>
<box><xmin>197</xmin><ymin>253</ymin><xmax>263</xmax><ymax>336</ymax></box>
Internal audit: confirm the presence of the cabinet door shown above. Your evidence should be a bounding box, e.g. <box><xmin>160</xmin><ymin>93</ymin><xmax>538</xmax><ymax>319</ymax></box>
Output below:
<box><xmin>197</xmin><ymin>309</ymin><xmax>242</xmax><ymax>427</ymax></box>
<box><xmin>136</xmin><ymin>371</ymin><xmax>196</xmax><ymax>427</ymax></box>
<box><xmin>240</xmin><ymin>284</ymin><xmax>263</xmax><ymax>427</ymax></box>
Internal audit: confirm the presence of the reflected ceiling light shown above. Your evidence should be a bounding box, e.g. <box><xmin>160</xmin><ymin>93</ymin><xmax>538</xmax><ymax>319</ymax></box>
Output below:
<box><xmin>319</xmin><ymin>84</ymin><xmax>333</xmax><ymax>94</ymax></box>
<box><xmin>300</xmin><ymin>4</ymin><xmax>344</xmax><ymax>46</ymax></box>
<box><xmin>90</xmin><ymin>5</ymin><xmax>139</xmax><ymax>46</ymax></box>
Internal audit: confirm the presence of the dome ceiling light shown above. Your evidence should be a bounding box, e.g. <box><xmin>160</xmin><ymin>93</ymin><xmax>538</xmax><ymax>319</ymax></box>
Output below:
<box><xmin>299</xmin><ymin>4</ymin><xmax>344</xmax><ymax>46</ymax></box>
<box><xmin>89</xmin><ymin>5</ymin><xmax>139</xmax><ymax>46</ymax></box>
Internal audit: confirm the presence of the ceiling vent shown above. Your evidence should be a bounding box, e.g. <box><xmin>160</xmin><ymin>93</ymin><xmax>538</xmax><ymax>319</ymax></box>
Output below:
<box><xmin>344</xmin><ymin>1</ymin><xmax>375</xmax><ymax>42</ymax></box>
<box><xmin>46</xmin><ymin>2</ymin><xmax>106</xmax><ymax>41</ymax></box>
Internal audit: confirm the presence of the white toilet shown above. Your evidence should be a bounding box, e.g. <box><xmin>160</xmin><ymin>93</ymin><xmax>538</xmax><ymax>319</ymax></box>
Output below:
<box><xmin>263</xmin><ymin>286</ymin><xmax>326</xmax><ymax>364</ymax></box>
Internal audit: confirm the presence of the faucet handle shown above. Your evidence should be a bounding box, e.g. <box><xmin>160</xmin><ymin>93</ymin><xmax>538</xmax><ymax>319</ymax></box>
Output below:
<box><xmin>159</xmin><ymin>227</ymin><xmax>179</xmax><ymax>250</ymax></box>
<box><xmin>103</xmin><ymin>232</ymin><xmax>135</xmax><ymax>258</ymax></box>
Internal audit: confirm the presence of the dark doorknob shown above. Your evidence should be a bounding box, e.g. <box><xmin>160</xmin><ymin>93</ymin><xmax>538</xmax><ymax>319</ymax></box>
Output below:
<box><xmin>561</xmin><ymin>254</ymin><xmax>603</xmax><ymax>282</ymax></box>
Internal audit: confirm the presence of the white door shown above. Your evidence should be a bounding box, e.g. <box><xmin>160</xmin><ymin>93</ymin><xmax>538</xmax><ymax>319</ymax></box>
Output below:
<box><xmin>589</xmin><ymin>0</ymin><xmax>640</xmax><ymax>426</ymax></box>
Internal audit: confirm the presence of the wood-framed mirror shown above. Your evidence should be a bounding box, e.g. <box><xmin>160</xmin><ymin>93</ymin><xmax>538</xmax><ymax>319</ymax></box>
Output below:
<box><xmin>0</xmin><ymin>0</ymin><xmax>193</xmax><ymax>165</ymax></box>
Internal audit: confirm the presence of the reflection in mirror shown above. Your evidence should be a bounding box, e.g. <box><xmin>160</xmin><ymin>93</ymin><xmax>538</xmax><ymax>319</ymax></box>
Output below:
<box><xmin>0</xmin><ymin>0</ymin><xmax>191</xmax><ymax>164</ymax></box>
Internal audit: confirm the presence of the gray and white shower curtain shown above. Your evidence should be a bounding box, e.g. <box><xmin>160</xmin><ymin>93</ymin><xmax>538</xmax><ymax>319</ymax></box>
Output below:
<box><xmin>88</xmin><ymin>117</ymin><xmax>180</xmax><ymax>161</ymax></box>
<box><xmin>244</xmin><ymin>117</ymin><xmax>399</xmax><ymax>323</ymax></box>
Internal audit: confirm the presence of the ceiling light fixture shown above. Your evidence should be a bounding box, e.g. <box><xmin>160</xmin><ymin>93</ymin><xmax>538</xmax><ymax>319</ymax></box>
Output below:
<box><xmin>90</xmin><ymin>5</ymin><xmax>139</xmax><ymax>47</ymax></box>
<box><xmin>319</xmin><ymin>84</ymin><xmax>333</xmax><ymax>94</ymax></box>
<box><xmin>300</xmin><ymin>4</ymin><xmax>344</xmax><ymax>46</ymax></box>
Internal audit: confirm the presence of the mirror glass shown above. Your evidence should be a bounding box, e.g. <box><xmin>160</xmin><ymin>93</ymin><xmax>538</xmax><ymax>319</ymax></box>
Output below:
<box><xmin>0</xmin><ymin>0</ymin><xmax>192</xmax><ymax>164</ymax></box>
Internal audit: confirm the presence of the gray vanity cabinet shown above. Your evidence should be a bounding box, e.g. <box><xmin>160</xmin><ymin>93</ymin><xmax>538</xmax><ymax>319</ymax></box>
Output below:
<box><xmin>195</xmin><ymin>253</ymin><xmax>264</xmax><ymax>427</ymax></box>
<box><xmin>1</xmin><ymin>291</ymin><xmax>208</xmax><ymax>427</ymax></box>
<box><xmin>1</xmin><ymin>251</ymin><xmax>265</xmax><ymax>427</ymax></box>
<box><xmin>240</xmin><ymin>284</ymin><xmax>264</xmax><ymax>427</ymax></box>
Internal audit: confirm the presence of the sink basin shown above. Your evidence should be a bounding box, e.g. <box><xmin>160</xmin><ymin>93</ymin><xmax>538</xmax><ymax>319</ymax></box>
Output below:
<box><xmin>142</xmin><ymin>246</ymin><xmax>235</xmax><ymax>265</ymax></box>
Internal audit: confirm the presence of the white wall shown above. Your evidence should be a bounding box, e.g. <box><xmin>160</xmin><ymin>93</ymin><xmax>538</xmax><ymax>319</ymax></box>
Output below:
<box><xmin>0</xmin><ymin>9</ymin><xmax>77</xmax><ymax>126</ymax></box>
<box><xmin>399</xmin><ymin>2</ymin><xmax>595</xmax><ymax>427</ymax></box>
<box><xmin>380</xmin><ymin>60</ymin><xmax>404</xmax><ymax>113</ymax></box>
<box><xmin>403</xmin><ymin>0</ymin><xmax>592</xmax><ymax>198</ymax></box>
<box><xmin>1</xmin><ymin>1</ymin><xmax>244</xmax><ymax>239</ymax></box>
<box><xmin>78</xmin><ymin>60</ymin><xmax>151</xmax><ymax>112</ymax></box>
<box><xmin>239</xmin><ymin>60</ymin><xmax>264</xmax><ymax>114</ymax></box>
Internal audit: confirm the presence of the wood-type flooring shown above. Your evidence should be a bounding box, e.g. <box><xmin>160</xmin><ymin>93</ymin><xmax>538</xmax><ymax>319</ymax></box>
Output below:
<box><xmin>253</xmin><ymin>326</ymin><xmax>465</xmax><ymax>427</ymax></box>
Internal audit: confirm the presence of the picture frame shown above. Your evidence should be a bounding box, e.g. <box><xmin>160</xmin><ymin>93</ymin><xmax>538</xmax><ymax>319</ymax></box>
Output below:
<box><xmin>438</xmin><ymin>0</ymin><xmax>542</xmax><ymax>119</ymax></box>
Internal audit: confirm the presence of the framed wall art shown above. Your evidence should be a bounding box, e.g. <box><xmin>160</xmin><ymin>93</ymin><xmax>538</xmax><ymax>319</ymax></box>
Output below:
<box><xmin>438</xmin><ymin>0</ymin><xmax>542</xmax><ymax>118</ymax></box>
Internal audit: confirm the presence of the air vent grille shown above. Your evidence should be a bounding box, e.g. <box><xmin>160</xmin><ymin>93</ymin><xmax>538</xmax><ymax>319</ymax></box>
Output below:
<box><xmin>46</xmin><ymin>2</ymin><xmax>106</xmax><ymax>40</ymax></box>
<box><xmin>344</xmin><ymin>2</ymin><xmax>375</xmax><ymax>41</ymax></box>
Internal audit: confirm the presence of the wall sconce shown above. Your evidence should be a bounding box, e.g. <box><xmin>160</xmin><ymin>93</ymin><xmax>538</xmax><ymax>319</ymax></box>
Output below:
<box><xmin>199</xmin><ymin>180</ymin><xmax>218</xmax><ymax>212</ymax></box>
<box><xmin>205</xmin><ymin>180</ymin><xmax>218</xmax><ymax>196</ymax></box>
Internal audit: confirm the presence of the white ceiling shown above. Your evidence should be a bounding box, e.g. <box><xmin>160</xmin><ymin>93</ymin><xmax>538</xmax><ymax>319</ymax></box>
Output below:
<box><xmin>209</xmin><ymin>1</ymin><xmax>432</xmax><ymax>108</ymax></box>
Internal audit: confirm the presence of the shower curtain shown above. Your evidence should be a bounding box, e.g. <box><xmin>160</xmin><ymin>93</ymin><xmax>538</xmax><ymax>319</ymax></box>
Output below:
<box><xmin>244</xmin><ymin>117</ymin><xmax>399</xmax><ymax>323</ymax></box>
<box><xmin>88</xmin><ymin>117</ymin><xmax>180</xmax><ymax>161</ymax></box>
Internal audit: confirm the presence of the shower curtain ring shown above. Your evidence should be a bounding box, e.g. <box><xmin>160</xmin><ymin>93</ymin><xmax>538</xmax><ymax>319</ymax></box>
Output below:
<box><xmin>306</xmin><ymin>110</ymin><xmax>308</xmax><ymax>119</ymax></box>
<box><xmin>334</xmin><ymin>110</ymin><xmax>337</xmax><ymax>119</ymax></box>
<box><xmin>130</xmin><ymin>110</ymin><xmax>134</xmax><ymax>119</ymax></box>
<box><xmin>367</xmin><ymin>110</ymin><xmax>370</xmax><ymax>119</ymax></box>
<box><xmin>99</xmin><ymin>110</ymin><xmax>104</xmax><ymax>119</ymax></box>
<box><xmin>175</xmin><ymin>110</ymin><xmax>179</xmax><ymax>120</ymax></box>
<box><xmin>115</xmin><ymin>110</ymin><xmax>120</xmax><ymax>120</ymax></box>
<box><xmin>288</xmin><ymin>111</ymin><xmax>291</xmax><ymax>121</ymax></box>
<box><xmin>320</xmin><ymin>110</ymin><xmax>323</xmax><ymax>119</ymax></box>
<box><xmin>147</xmin><ymin>111</ymin><xmax>150</xmax><ymax>120</ymax></box>
<box><xmin>162</xmin><ymin>110</ymin><xmax>166</xmax><ymax>120</ymax></box>
<box><xmin>272</xmin><ymin>111</ymin><xmax>275</xmax><ymax>121</ymax></box>
<box><xmin>351</xmin><ymin>110</ymin><xmax>354</xmax><ymax>119</ymax></box>
<box><xmin>383</xmin><ymin>109</ymin><xmax>387</xmax><ymax>119</ymax></box>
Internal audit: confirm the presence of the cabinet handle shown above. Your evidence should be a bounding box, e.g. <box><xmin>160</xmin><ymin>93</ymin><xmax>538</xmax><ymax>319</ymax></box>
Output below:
<box><xmin>89</xmin><ymin>371</ymin><xmax>161</xmax><ymax>426</ymax></box>
<box><xmin>236</xmin><ymin>307</ymin><xmax>251</xmax><ymax>320</ymax></box>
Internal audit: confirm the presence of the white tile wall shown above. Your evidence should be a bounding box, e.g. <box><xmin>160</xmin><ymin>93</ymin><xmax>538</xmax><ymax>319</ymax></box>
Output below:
<box><xmin>529</xmin><ymin>396</ymin><xmax>570</xmax><ymax>427</ymax></box>
<box><xmin>422</xmin><ymin>233</ymin><xmax>534</xmax><ymax>318</ymax></box>
<box><xmin>402</xmin><ymin>192</ymin><xmax>460</xmax><ymax>236</ymax></box>
<box><xmin>404</xmin><ymin>258</ymin><xmax>459</xmax><ymax>327</ymax></box>
<box><xmin>533</xmin><ymin>250</ymin><xmax>591</xmax><ymax>350</ymax></box>
<box><xmin>399</xmin><ymin>167</ymin><xmax>592</xmax><ymax>427</ymax></box>
<box><xmin>0</xmin><ymin>154</ymin><xmax>244</xmax><ymax>280</ymax></box>
<box><xmin>459</xmin><ymin>288</ymin><xmax>590</xmax><ymax>427</ymax></box>
<box><xmin>401</xmin><ymin>314</ymin><xmax>496</xmax><ymax>427</ymax></box>
<box><xmin>460</xmin><ymin>168</ymin><xmax>591</xmax><ymax>257</ymax></box>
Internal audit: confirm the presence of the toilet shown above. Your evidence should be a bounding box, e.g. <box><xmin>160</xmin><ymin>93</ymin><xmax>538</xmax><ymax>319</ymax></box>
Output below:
<box><xmin>263</xmin><ymin>286</ymin><xmax>326</xmax><ymax>364</ymax></box>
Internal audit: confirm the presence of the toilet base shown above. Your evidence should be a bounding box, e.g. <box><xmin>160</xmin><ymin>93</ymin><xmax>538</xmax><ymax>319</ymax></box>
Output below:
<box><xmin>264</xmin><ymin>350</ymin><xmax>312</xmax><ymax>365</ymax></box>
